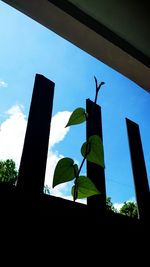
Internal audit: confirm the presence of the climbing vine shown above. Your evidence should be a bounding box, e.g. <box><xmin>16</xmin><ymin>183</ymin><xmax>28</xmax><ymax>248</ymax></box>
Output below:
<box><xmin>52</xmin><ymin>77</ymin><xmax>105</xmax><ymax>201</ymax></box>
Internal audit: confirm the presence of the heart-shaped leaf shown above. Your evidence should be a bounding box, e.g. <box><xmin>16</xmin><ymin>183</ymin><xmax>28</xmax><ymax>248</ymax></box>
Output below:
<box><xmin>71</xmin><ymin>176</ymin><xmax>100</xmax><ymax>199</ymax></box>
<box><xmin>81</xmin><ymin>135</ymin><xmax>104</xmax><ymax>167</ymax></box>
<box><xmin>65</xmin><ymin>107</ymin><xmax>87</xmax><ymax>127</ymax></box>
<box><xmin>53</xmin><ymin>157</ymin><xmax>78</xmax><ymax>187</ymax></box>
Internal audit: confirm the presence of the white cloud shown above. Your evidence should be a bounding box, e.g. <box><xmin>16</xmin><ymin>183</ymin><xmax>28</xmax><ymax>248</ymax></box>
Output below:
<box><xmin>6</xmin><ymin>105</ymin><xmax>24</xmax><ymax>115</ymax></box>
<box><xmin>114</xmin><ymin>203</ymin><xmax>124</xmax><ymax>211</ymax></box>
<box><xmin>126</xmin><ymin>197</ymin><xmax>136</xmax><ymax>203</ymax></box>
<box><xmin>44</xmin><ymin>151</ymin><xmax>63</xmax><ymax>189</ymax></box>
<box><xmin>114</xmin><ymin>197</ymin><xmax>136</xmax><ymax>211</ymax></box>
<box><xmin>0</xmin><ymin>80</ymin><xmax>8</xmax><ymax>88</ymax></box>
<box><xmin>0</xmin><ymin>105</ymin><xmax>86</xmax><ymax>204</ymax></box>
<box><xmin>49</xmin><ymin>111</ymin><xmax>70</xmax><ymax>147</ymax></box>
<box><xmin>0</xmin><ymin>105</ymin><xmax>27</xmax><ymax>168</ymax></box>
<box><xmin>48</xmin><ymin>183</ymin><xmax>86</xmax><ymax>204</ymax></box>
<box><xmin>44</xmin><ymin>111</ymin><xmax>71</xmax><ymax>195</ymax></box>
<box><xmin>0</xmin><ymin>105</ymin><xmax>71</xmax><ymax>192</ymax></box>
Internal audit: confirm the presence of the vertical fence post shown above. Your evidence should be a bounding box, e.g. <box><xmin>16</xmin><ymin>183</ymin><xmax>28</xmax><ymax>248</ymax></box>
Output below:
<box><xmin>126</xmin><ymin>118</ymin><xmax>150</xmax><ymax>221</ymax></box>
<box><xmin>86</xmin><ymin>99</ymin><xmax>106</xmax><ymax>213</ymax></box>
<box><xmin>17</xmin><ymin>74</ymin><xmax>54</xmax><ymax>196</ymax></box>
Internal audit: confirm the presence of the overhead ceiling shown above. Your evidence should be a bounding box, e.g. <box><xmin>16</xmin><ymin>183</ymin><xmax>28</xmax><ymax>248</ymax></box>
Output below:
<box><xmin>2</xmin><ymin>0</ymin><xmax>150</xmax><ymax>92</ymax></box>
<box><xmin>68</xmin><ymin>0</ymin><xmax>150</xmax><ymax>60</ymax></box>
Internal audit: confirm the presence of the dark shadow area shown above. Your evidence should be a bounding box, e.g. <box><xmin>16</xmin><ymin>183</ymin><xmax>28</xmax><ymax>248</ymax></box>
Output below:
<box><xmin>0</xmin><ymin>74</ymin><xmax>149</xmax><ymax>261</ymax></box>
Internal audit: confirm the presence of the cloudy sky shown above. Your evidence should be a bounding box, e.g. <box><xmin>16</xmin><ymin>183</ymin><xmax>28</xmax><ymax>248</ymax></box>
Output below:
<box><xmin>0</xmin><ymin>1</ymin><xmax>150</xmax><ymax>208</ymax></box>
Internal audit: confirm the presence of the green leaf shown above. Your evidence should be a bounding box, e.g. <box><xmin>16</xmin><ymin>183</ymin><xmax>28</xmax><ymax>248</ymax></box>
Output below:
<box><xmin>71</xmin><ymin>176</ymin><xmax>100</xmax><ymax>199</ymax></box>
<box><xmin>53</xmin><ymin>158</ymin><xmax>78</xmax><ymax>188</ymax></box>
<box><xmin>65</xmin><ymin>107</ymin><xmax>87</xmax><ymax>127</ymax></box>
<box><xmin>81</xmin><ymin>135</ymin><xmax>104</xmax><ymax>167</ymax></box>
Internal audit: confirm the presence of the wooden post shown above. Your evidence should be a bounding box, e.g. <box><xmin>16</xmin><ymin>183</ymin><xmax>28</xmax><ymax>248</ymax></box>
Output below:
<box><xmin>17</xmin><ymin>74</ymin><xmax>54</xmax><ymax>196</ymax></box>
<box><xmin>126</xmin><ymin>118</ymin><xmax>150</xmax><ymax>221</ymax></box>
<box><xmin>86</xmin><ymin>99</ymin><xmax>106</xmax><ymax>213</ymax></box>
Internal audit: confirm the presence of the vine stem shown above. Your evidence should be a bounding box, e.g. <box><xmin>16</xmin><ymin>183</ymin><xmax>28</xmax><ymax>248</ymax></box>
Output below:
<box><xmin>93</xmin><ymin>80</ymin><xmax>105</xmax><ymax>119</ymax></box>
<box><xmin>94</xmin><ymin>81</ymin><xmax>105</xmax><ymax>105</ymax></box>
<box><xmin>73</xmin><ymin>142</ymin><xmax>90</xmax><ymax>201</ymax></box>
<box><xmin>94</xmin><ymin>90</ymin><xmax>98</xmax><ymax>105</ymax></box>
<box><xmin>73</xmin><ymin>77</ymin><xmax>105</xmax><ymax>201</ymax></box>
<box><xmin>73</xmin><ymin>157</ymin><xmax>86</xmax><ymax>201</ymax></box>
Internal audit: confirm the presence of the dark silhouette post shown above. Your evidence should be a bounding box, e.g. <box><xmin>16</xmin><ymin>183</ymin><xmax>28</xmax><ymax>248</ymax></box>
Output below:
<box><xmin>126</xmin><ymin>118</ymin><xmax>150</xmax><ymax>221</ymax></box>
<box><xmin>17</xmin><ymin>74</ymin><xmax>54</xmax><ymax>196</ymax></box>
<box><xmin>86</xmin><ymin>99</ymin><xmax>106</xmax><ymax>213</ymax></box>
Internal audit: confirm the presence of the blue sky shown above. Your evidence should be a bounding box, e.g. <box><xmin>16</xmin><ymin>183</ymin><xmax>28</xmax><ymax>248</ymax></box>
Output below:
<box><xmin>0</xmin><ymin>1</ymin><xmax>150</xmax><ymax>207</ymax></box>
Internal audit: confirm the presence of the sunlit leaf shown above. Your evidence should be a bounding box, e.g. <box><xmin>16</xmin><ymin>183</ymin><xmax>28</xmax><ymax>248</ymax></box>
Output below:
<box><xmin>53</xmin><ymin>158</ymin><xmax>78</xmax><ymax>187</ymax></box>
<box><xmin>81</xmin><ymin>135</ymin><xmax>104</xmax><ymax>167</ymax></box>
<box><xmin>65</xmin><ymin>107</ymin><xmax>87</xmax><ymax>127</ymax></box>
<box><xmin>71</xmin><ymin>176</ymin><xmax>100</xmax><ymax>199</ymax></box>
